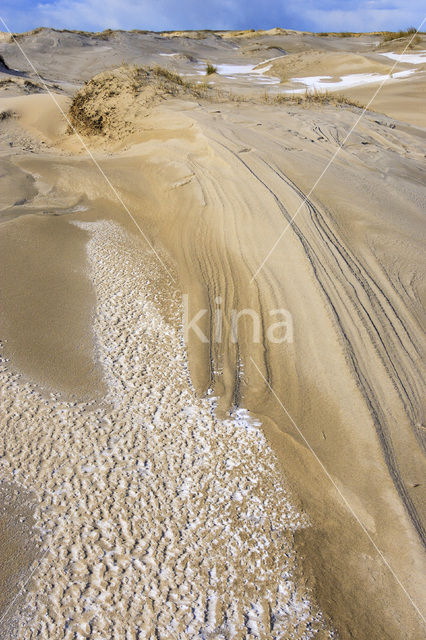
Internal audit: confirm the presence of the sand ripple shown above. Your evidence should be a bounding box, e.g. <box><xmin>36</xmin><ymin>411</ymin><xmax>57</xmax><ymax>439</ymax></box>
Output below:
<box><xmin>0</xmin><ymin>221</ymin><xmax>331</xmax><ymax>638</ymax></box>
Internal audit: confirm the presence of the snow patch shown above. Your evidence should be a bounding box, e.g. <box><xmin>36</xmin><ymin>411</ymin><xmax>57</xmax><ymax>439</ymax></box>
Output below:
<box><xmin>379</xmin><ymin>50</ymin><xmax>426</xmax><ymax>65</ymax></box>
<box><xmin>286</xmin><ymin>68</ymin><xmax>416</xmax><ymax>93</ymax></box>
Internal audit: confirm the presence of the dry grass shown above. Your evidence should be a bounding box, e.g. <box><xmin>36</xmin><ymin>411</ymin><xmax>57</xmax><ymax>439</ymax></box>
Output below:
<box><xmin>11</xmin><ymin>27</ymin><xmax>45</xmax><ymax>40</ymax></box>
<box><xmin>317</xmin><ymin>32</ymin><xmax>358</xmax><ymax>38</ymax></box>
<box><xmin>408</xmin><ymin>35</ymin><xmax>422</xmax><ymax>48</ymax></box>
<box><xmin>68</xmin><ymin>65</ymin><xmax>366</xmax><ymax>140</ymax></box>
<box><xmin>152</xmin><ymin>66</ymin><xmax>185</xmax><ymax>86</ymax></box>
<box><xmin>0</xmin><ymin>77</ymin><xmax>43</xmax><ymax>93</ymax></box>
<box><xmin>381</xmin><ymin>27</ymin><xmax>417</xmax><ymax>43</ymax></box>
<box><xmin>68</xmin><ymin>65</ymin><xmax>216</xmax><ymax>136</ymax></box>
<box><xmin>267</xmin><ymin>89</ymin><xmax>364</xmax><ymax>109</ymax></box>
<box><xmin>23</xmin><ymin>80</ymin><xmax>43</xmax><ymax>92</ymax></box>
<box><xmin>151</xmin><ymin>66</ymin><xmax>214</xmax><ymax>99</ymax></box>
<box><xmin>10</xmin><ymin>26</ymin><xmax>118</xmax><ymax>41</ymax></box>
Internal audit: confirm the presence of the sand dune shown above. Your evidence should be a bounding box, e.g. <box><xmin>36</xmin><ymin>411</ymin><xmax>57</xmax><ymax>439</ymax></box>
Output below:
<box><xmin>0</xmin><ymin>27</ymin><xmax>425</xmax><ymax>640</ymax></box>
<box><xmin>268</xmin><ymin>50</ymin><xmax>395</xmax><ymax>80</ymax></box>
<box><xmin>1</xmin><ymin>220</ymin><xmax>332</xmax><ymax>638</ymax></box>
<box><xmin>1</xmin><ymin>27</ymin><xmax>424</xmax><ymax>124</ymax></box>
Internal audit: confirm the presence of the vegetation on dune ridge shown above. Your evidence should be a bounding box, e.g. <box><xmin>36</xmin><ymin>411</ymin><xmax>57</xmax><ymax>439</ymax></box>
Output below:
<box><xmin>316</xmin><ymin>28</ymin><xmax>424</xmax><ymax>41</ymax></box>
<box><xmin>0</xmin><ymin>76</ymin><xmax>44</xmax><ymax>93</ymax></box>
<box><xmin>68</xmin><ymin>64</ymin><xmax>367</xmax><ymax>140</ymax></box>
<box><xmin>379</xmin><ymin>27</ymin><xmax>424</xmax><ymax>48</ymax></box>
<box><xmin>7</xmin><ymin>26</ymin><xmax>226</xmax><ymax>41</ymax></box>
<box><xmin>314</xmin><ymin>26</ymin><xmax>423</xmax><ymax>48</ymax></box>
<box><xmin>8</xmin><ymin>25</ymin><xmax>425</xmax><ymax>42</ymax></box>
<box><xmin>267</xmin><ymin>89</ymin><xmax>364</xmax><ymax>108</ymax></box>
<box><xmin>317</xmin><ymin>32</ymin><xmax>358</xmax><ymax>37</ymax></box>
<box><xmin>9</xmin><ymin>26</ymin><xmax>122</xmax><ymax>41</ymax></box>
<box><xmin>67</xmin><ymin>65</ymin><xmax>218</xmax><ymax>137</ymax></box>
<box><xmin>381</xmin><ymin>27</ymin><xmax>417</xmax><ymax>42</ymax></box>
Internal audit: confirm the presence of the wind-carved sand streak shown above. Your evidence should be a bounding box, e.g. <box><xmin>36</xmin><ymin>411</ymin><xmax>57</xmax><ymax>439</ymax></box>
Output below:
<box><xmin>0</xmin><ymin>221</ymin><xmax>332</xmax><ymax>638</ymax></box>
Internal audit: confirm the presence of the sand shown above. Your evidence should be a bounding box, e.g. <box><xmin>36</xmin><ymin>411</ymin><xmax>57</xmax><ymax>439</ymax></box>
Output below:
<box><xmin>0</xmin><ymin>220</ymin><xmax>333</xmax><ymax>638</ymax></box>
<box><xmin>0</xmin><ymin>27</ymin><xmax>425</xmax><ymax>640</ymax></box>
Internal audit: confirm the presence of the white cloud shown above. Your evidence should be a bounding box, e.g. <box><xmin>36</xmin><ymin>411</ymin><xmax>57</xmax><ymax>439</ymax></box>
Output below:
<box><xmin>34</xmin><ymin>0</ymin><xmax>238</xmax><ymax>31</ymax></box>
<box><xmin>287</xmin><ymin>3</ymin><xmax>425</xmax><ymax>32</ymax></box>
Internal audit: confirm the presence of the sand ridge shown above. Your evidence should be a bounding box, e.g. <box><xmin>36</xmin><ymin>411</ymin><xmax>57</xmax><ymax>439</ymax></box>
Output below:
<box><xmin>1</xmin><ymin>27</ymin><xmax>425</xmax><ymax>125</ymax></box>
<box><xmin>0</xmin><ymin>220</ymin><xmax>333</xmax><ymax>638</ymax></box>
<box><xmin>0</xmin><ymin>26</ymin><xmax>425</xmax><ymax>639</ymax></box>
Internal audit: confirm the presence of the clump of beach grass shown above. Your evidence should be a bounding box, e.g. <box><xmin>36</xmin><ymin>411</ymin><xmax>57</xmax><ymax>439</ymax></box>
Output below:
<box><xmin>206</xmin><ymin>64</ymin><xmax>217</xmax><ymax>75</ymax></box>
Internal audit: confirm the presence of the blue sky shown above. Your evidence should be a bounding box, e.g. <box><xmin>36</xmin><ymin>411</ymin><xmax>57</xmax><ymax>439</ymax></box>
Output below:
<box><xmin>1</xmin><ymin>0</ymin><xmax>424</xmax><ymax>34</ymax></box>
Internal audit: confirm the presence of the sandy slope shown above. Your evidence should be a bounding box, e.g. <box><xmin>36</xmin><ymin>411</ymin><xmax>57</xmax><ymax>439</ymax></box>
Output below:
<box><xmin>1</xmin><ymin>220</ymin><xmax>332</xmax><ymax>638</ymax></box>
<box><xmin>0</xmin><ymin>28</ymin><xmax>425</xmax><ymax>640</ymax></box>
<box><xmin>267</xmin><ymin>50</ymin><xmax>395</xmax><ymax>80</ymax></box>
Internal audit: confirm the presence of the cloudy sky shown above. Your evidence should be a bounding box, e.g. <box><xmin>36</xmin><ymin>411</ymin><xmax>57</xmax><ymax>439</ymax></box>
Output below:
<box><xmin>1</xmin><ymin>0</ymin><xmax>424</xmax><ymax>34</ymax></box>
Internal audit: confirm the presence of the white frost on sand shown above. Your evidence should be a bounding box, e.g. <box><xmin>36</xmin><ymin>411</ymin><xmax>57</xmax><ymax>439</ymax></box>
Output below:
<box><xmin>195</xmin><ymin>57</ymin><xmax>282</xmax><ymax>84</ymax></box>
<box><xmin>379</xmin><ymin>50</ymin><xmax>426</xmax><ymax>65</ymax></box>
<box><xmin>0</xmin><ymin>220</ymin><xmax>333</xmax><ymax>638</ymax></box>
<box><xmin>286</xmin><ymin>68</ymin><xmax>416</xmax><ymax>93</ymax></box>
